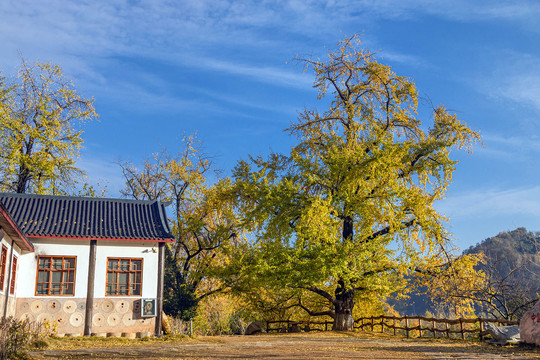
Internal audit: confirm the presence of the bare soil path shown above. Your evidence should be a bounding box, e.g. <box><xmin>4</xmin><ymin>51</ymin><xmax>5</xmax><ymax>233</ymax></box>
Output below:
<box><xmin>29</xmin><ymin>332</ymin><xmax>540</xmax><ymax>360</ymax></box>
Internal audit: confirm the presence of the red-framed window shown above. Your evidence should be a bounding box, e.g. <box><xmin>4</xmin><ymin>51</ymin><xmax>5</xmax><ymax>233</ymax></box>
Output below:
<box><xmin>0</xmin><ymin>245</ymin><xmax>7</xmax><ymax>292</ymax></box>
<box><xmin>106</xmin><ymin>258</ymin><xmax>142</xmax><ymax>296</ymax></box>
<box><xmin>9</xmin><ymin>256</ymin><xmax>17</xmax><ymax>295</ymax></box>
<box><xmin>35</xmin><ymin>256</ymin><xmax>76</xmax><ymax>296</ymax></box>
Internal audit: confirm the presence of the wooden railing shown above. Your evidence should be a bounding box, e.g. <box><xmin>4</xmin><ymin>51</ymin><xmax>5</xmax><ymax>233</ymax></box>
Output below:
<box><xmin>266</xmin><ymin>320</ymin><xmax>333</xmax><ymax>333</ymax></box>
<box><xmin>355</xmin><ymin>315</ymin><xmax>518</xmax><ymax>340</ymax></box>
<box><xmin>266</xmin><ymin>316</ymin><xmax>519</xmax><ymax>341</ymax></box>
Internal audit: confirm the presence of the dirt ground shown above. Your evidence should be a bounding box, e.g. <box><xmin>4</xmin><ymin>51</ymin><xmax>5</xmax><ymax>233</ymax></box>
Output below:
<box><xmin>29</xmin><ymin>332</ymin><xmax>540</xmax><ymax>360</ymax></box>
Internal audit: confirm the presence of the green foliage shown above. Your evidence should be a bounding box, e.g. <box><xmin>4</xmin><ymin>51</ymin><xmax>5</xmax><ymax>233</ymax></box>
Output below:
<box><xmin>192</xmin><ymin>293</ymin><xmax>254</xmax><ymax>335</ymax></box>
<box><xmin>119</xmin><ymin>135</ymin><xmax>242</xmax><ymax>319</ymax></box>
<box><xmin>0</xmin><ymin>318</ymin><xmax>54</xmax><ymax>359</ymax></box>
<box><xmin>0</xmin><ymin>58</ymin><xmax>97</xmax><ymax>194</ymax></box>
<box><xmin>229</xmin><ymin>35</ymin><xmax>479</xmax><ymax>329</ymax></box>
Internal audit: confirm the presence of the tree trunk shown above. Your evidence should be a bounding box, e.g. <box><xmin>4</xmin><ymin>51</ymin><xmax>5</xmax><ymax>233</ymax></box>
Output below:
<box><xmin>16</xmin><ymin>166</ymin><xmax>30</xmax><ymax>193</ymax></box>
<box><xmin>333</xmin><ymin>280</ymin><xmax>355</xmax><ymax>331</ymax></box>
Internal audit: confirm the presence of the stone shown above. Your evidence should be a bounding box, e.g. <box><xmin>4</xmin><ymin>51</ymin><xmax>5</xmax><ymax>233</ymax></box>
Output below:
<box><xmin>245</xmin><ymin>321</ymin><xmax>264</xmax><ymax>335</ymax></box>
<box><xmin>520</xmin><ymin>299</ymin><xmax>540</xmax><ymax>346</ymax></box>
<box><xmin>161</xmin><ymin>311</ymin><xmax>172</xmax><ymax>335</ymax></box>
<box><xmin>483</xmin><ymin>322</ymin><xmax>520</xmax><ymax>344</ymax></box>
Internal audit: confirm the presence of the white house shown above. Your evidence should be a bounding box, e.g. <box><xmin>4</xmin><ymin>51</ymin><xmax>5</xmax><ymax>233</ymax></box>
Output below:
<box><xmin>0</xmin><ymin>193</ymin><xmax>174</xmax><ymax>337</ymax></box>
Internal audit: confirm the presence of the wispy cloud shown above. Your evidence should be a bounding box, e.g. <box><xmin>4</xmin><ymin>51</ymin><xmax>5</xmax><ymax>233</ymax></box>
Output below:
<box><xmin>439</xmin><ymin>186</ymin><xmax>540</xmax><ymax>219</ymax></box>
<box><xmin>477</xmin><ymin>133</ymin><xmax>540</xmax><ymax>161</ymax></box>
<box><xmin>3</xmin><ymin>0</ymin><xmax>538</xmax><ymax>77</ymax></box>
<box><xmin>467</xmin><ymin>50</ymin><xmax>540</xmax><ymax>120</ymax></box>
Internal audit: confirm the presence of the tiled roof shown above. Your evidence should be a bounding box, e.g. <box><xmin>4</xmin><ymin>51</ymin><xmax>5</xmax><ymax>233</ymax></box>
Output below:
<box><xmin>0</xmin><ymin>193</ymin><xmax>174</xmax><ymax>242</ymax></box>
<box><xmin>0</xmin><ymin>202</ymin><xmax>34</xmax><ymax>251</ymax></box>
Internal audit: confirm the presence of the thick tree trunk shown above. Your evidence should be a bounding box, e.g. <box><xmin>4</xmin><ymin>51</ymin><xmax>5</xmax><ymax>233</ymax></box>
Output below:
<box><xmin>333</xmin><ymin>280</ymin><xmax>355</xmax><ymax>331</ymax></box>
<box><xmin>16</xmin><ymin>166</ymin><xmax>30</xmax><ymax>193</ymax></box>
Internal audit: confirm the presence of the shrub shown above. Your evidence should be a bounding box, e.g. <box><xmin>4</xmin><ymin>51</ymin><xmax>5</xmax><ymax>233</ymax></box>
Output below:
<box><xmin>193</xmin><ymin>294</ymin><xmax>254</xmax><ymax>336</ymax></box>
<box><xmin>0</xmin><ymin>318</ymin><xmax>55</xmax><ymax>359</ymax></box>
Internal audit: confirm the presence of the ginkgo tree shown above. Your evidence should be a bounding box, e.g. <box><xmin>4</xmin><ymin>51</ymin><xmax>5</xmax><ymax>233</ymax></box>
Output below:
<box><xmin>230</xmin><ymin>35</ymin><xmax>480</xmax><ymax>330</ymax></box>
<box><xmin>0</xmin><ymin>59</ymin><xmax>97</xmax><ymax>194</ymax></box>
<box><xmin>119</xmin><ymin>136</ymin><xmax>241</xmax><ymax>319</ymax></box>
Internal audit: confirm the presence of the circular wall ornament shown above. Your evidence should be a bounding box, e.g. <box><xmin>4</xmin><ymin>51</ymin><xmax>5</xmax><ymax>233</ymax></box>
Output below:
<box><xmin>63</xmin><ymin>300</ymin><xmax>77</xmax><ymax>314</ymax></box>
<box><xmin>115</xmin><ymin>300</ymin><xmax>130</xmax><ymax>314</ymax></box>
<box><xmin>107</xmin><ymin>314</ymin><xmax>121</xmax><ymax>326</ymax></box>
<box><xmin>101</xmin><ymin>300</ymin><xmax>114</xmax><ymax>313</ymax></box>
<box><xmin>69</xmin><ymin>312</ymin><xmax>84</xmax><ymax>327</ymax></box>
<box><xmin>122</xmin><ymin>313</ymin><xmax>135</xmax><ymax>326</ymax></box>
<box><xmin>37</xmin><ymin>313</ymin><xmax>53</xmax><ymax>324</ymax></box>
<box><xmin>54</xmin><ymin>313</ymin><xmax>67</xmax><ymax>327</ymax></box>
<box><xmin>20</xmin><ymin>302</ymin><xmax>30</xmax><ymax>312</ymax></box>
<box><xmin>20</xmin><ymin>313</ymin><xmax>34</xmax><ymax>322</ymax></box>
<box><xmin>93</xmin><ymin>313</ymin><xmax>105</xmax><ymax>327</ymax></box>
<box><xmin>30</xmin><ymin>300</ymin><xmax>43</xmax><ymax>313</ymax></box>
<box><xmin>47</xmin><ymin>300</ymin><xmax>61</xmax><ymax>313</ymax></box>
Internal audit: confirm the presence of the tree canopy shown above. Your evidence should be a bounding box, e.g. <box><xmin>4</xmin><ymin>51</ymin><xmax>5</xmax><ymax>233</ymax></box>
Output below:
<box><xmin>0</xmin><ymin>59</ymin><xmax>97</xmax><ymax>194</ymax></box>
<box><xmin>119</xmin><ymin>135</ymin><xmax>241</xmax><ymax>319</ymax></box>
<box><xmin>230</xmin><ymin>35</ymin><xmax>480</xmax><ymax>330</ymax></box>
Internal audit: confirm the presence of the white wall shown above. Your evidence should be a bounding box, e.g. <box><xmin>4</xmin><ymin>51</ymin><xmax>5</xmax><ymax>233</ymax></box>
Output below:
<box><xmin>94</xmin><ymin>240</ymin><xmax>159</xmax><ymax>298</ymax></box>
<box><xmin>16</xmin><ymin>238</ymin><xmax>159</xmax><ymax>299</ymax></box>
<box><xmin>0</xmin><ymin>231</ymin><xmax>22</xmax><ymax>296</ymax></box>
<box><xmin>17</xmin><ymin>238</ymin><xmax>90</xmax><ymax>298</ymax></box>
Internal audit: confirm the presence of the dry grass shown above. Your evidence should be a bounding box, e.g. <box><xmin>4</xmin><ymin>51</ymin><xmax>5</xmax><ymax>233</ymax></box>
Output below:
<box><xmin>29</xmin><ymin>331</ymin><xmax>540</xmax><ymax>360</ymax></box>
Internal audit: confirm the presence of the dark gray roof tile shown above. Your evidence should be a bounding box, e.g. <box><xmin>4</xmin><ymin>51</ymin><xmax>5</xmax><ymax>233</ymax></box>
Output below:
<box><xmin>0</xmin><ymin>193</ymin><xmax>174</xmax><ymax>242</ymax></box>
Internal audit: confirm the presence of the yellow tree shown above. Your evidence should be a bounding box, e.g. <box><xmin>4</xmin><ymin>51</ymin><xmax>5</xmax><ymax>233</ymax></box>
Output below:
<box><xmin>231</xmin><ymin>35</ymin><xmax>480</xmax><ymax>330</ymax></box>
<box><xmin>119</xmin><ymin>136</ymin><xmax>241</xmax><ymax>318</ymax></box>
<box><xmin>415</xmin><ymin>253</ymin><xmax>487</xmax><ymax>318</ymax></box>
<box><xmin>0</xmin><ymin>59</ymin><xmax>97</xmax><ymax>194</ymax></box>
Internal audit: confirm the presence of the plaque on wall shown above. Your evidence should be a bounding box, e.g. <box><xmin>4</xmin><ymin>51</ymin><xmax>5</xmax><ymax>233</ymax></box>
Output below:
<box><xmin>141</xmin><ymin>298</ymin><xmax>156</xmax><ymax>317</ymax></box>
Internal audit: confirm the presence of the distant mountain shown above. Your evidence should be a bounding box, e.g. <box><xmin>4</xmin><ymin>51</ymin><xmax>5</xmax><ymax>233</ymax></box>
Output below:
<box><xmin>390</xmin><ymin>228</ymin><xmax>540</xmax><ymax>318</ymax></box>
<box><xmin>463</xmin><ymin>227</ymin><xmax>540</xmax><ymax>319</ymax></box>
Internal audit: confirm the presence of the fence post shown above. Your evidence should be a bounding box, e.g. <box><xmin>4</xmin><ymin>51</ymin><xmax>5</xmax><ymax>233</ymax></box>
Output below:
<box><xmin>393</xmin><ymin>316</ymin><xmax>396</xmax><ymax>336</ymax></box>
<box><xmin>381</xmin><ymin>316</ymin><xmax>384</xmax><ymax>333</ymax></box>
<box><xmin>460</xmin><ymin>319</ymin><xmax>464</xmax><ymax>340</ymax></box>
<box><xmin>432</xmin><ymin>319</ymin><xmax>436</xmax><ymax>338</ymax></box>
<box><xmin>418</xmin><ymin>319</ymin><xmax>422</xmax><ymax>338</ymax></box>
<box><xmin>479</xmin><ymin>319</ymin><xmax>484</xmax><ymax>341</ymax></box>
<box><xmin>371</xmin><ymin>316</ymin><xmax>374</xmax><ymax>332</ymax></box>
<box><xmin>445</xmin><ymin>321</ymin><xmax>449</xmax><ymax>338</ymax></box>
<box><xmin>325</xmin><ymin>321</ymin><xmax>328</xmax><ymax>331</ymax></box>
<box><xmin>405</xmin><ymin>316</ymin><xmax>409</xmax><ymax>339</ymax></box>
<box><xmin>361</xmin><ymin>318</ymin><xmax>364</xmax><ymax>331</ymax></box>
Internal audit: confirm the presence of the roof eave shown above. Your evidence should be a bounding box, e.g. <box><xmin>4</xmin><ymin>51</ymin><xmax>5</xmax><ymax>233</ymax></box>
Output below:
<box><xmin>0</xmin><ymin>204</ymin><xmax>34</xmax><ymax>252</ymax></box>
<box><xmin>27</xmin><ymin>234</ymin><xmax>175</xmax><ymax>243</ymax></box>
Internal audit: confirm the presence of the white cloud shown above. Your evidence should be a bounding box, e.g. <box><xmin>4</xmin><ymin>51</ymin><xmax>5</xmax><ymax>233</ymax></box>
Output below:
<box><xmin>498</xmin><ymin>72</ymin><xmax>540</xmax><ymax>112</ymax></box>
<box><xmin>438</xmin><ymin>186</ymin><xmax>540</xmax><ymax>219</ymax></box>
<box><xmin>469</xmin><ymin>51</ymin><xmax>540</xmax><ymax>116</ymax></box>
<box><xmin>477</xmin><ymin>133</ymin><xmax>540</xmax><ymax>161</ymax></box>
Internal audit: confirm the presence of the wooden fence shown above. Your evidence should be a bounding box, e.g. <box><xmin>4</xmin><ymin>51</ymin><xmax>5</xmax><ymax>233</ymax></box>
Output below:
<box><xmin>266</xmin><ymin>316</ymin><xmax>519</xmax><ymax>341</ymax></box>
<box><xmin>266</xmin><ymin>319</ymin><xmax>333</xmax><ymax>333</ymax></box>
<box><xmin>355</xmin><ymin>315</ymin><xmax>518</xmax><ymax>340</ymax></box>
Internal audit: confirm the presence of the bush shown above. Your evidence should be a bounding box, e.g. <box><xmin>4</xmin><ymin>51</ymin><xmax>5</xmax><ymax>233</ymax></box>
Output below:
<box><xmin>0</xmin><ymin>318</ymin><xmax>55</xmax><ymax>359</ymax></box>
<box><xmin>192</xmin><ymin>294</ymin><xmax>253</xmax><ymax>336</ymax></box>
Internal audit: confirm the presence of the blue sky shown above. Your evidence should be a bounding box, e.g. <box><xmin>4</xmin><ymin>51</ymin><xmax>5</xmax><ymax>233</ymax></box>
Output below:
<box><xmin>1</xmin><ymin>0</ymin><xmax>539</xmax><ymax>250</ymax></box>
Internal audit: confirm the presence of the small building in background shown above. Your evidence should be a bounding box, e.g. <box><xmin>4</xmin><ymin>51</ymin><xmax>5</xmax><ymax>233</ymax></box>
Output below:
<box><xmin>0</xmin><ymin>193</ymin><xmax>174</xmax><ymax>337</ymax></box>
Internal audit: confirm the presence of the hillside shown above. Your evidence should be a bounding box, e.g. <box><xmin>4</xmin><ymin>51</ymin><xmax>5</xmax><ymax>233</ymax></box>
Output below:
<box><xmin>463</xmin><ymin>227</ymin><xmax>540</xmax><ymax>319</ymax></box>
<box><xmin>392</xmin><ymin>228</ymin><xmax>540</xmax><ymax>318</ymax></box>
